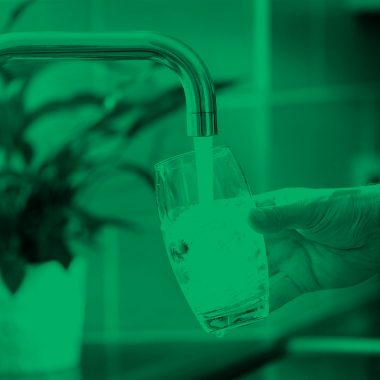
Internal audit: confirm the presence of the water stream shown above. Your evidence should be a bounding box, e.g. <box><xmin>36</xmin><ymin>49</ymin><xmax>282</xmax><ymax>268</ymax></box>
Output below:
<box><xmin>193</xmin><ymin>136</ymin><xmax>214</xmax><ymax>204</ymax></box>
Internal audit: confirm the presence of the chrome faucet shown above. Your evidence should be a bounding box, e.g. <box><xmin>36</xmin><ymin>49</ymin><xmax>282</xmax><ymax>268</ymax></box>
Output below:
<box><xmin>0</xmin><ymin>32</ymin><xmax>217</xmax><ymax>137</ymax></box>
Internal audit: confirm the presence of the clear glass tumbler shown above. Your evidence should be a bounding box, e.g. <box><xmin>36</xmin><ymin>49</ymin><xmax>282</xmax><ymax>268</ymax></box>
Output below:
<box><xmin>154</xmin><ymin>146</ymin><xmax>269</xmax><ymax>334</ymax></box>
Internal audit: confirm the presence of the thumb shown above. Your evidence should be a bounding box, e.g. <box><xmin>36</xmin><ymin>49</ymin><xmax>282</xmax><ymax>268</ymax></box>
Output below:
<box><xmin>250</xmin><ymin>202</ymin><xmax>317</xmax><ymax>234</ymax></box>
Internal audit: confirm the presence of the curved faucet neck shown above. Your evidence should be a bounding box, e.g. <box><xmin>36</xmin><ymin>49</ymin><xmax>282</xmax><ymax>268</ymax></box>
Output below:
<box><xmin>0</xmin><ymin>31</ymin><xmax>217</xmax><ymax>137</ymax></box>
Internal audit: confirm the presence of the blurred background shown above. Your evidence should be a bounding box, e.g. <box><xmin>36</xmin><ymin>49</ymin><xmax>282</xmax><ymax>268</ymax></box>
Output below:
<box><xmin>2</xmin><ymin>0</ymin><xmax>380</xmax><ymax>378</ymax></box>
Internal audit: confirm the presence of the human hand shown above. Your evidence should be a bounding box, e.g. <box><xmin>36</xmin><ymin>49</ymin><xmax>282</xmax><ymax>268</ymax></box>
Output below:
<box><xmin>249</xmin><ymin>186</ymin><xmax>380</xmax><ymax>311</ymax></box>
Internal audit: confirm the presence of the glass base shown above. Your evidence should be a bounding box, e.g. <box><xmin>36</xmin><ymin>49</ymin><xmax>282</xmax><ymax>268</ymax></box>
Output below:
<box><xmin>197</xmin><ymin>295</ymin><xmax>269</xmax><ymax>334</ymax></box>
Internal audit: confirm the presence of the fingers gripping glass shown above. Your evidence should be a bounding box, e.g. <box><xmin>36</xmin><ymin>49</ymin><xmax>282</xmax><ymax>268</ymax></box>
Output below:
<box><xmin>154</xmin><ymin>146</ymin><xmax>269</xmax><ymax>334</ymax></box>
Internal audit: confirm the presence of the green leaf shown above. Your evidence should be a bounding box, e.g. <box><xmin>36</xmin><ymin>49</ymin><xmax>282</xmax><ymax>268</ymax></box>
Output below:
<box><xmin>0</xmin><ymin>67</ymin><xmax>14</xmax><ymax>84</ymax></box>
<box><xmin>126</xmin><ymin>86</ymin><xmax>184</xmax><ymax>139</ymax></box>
<box><xmin>24</xmin><ymin>92</ymin><xmax>106</xmax><ymax>130</ymax></box>
<box><xmin>116</xmin><ymin>162</ymin><xmax>154</xmax><ymax>189</ymax></box>
<box><xmin>37</xmin><ymin>139</ymin><xmax>91</xmax><ymax>185</ymax></box>
<box><xmin>69</xmin><ymin>205</ymin><xmax>139</xmax><ymax>239</ymax></box>
<box><xmin>0</xmin><ymin>256</ymin><xmax>26</xmax><ymax>294</ymax></box>
<box><xmin>47</xmin><ymin>241</ymin><xmax>73</xmax><ymax>270</ymax></box>
<box><xmin>83</xmin><ymin>99</ymin><xmax>134</xmax><ymax>135</ymax></box>
<box><xmin>16</xmin><ymin>138</ymin><xmax>34</xmax><ymax>164</ymax></box>
<box><xmin>2</xmin><ymin>0</ymin><xmax>38</xmax><ymax>33</ymax></box>
<box><xmin>2</xmin><ymin>61</ymin><xmax>50</xmax><ymax>88</ymax></box>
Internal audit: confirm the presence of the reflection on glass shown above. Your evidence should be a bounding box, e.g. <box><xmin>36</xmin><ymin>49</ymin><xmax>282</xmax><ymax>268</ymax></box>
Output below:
<box><xmin>155</xmin><ymin>146</ymin><xmax>269</xmax><ymax>334</ymax></box>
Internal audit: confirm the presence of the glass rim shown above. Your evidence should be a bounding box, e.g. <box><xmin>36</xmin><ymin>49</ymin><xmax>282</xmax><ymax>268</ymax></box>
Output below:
<box><xmin>154</xmin><ymin>144</ymin><xmax>231</xmax><ymax>170</ymax></box>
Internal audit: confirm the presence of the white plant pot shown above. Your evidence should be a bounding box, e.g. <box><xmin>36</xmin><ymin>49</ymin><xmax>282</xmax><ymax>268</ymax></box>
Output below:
<box><xmin>0</xmin><ymin>256</ymin><xmax>87</xmax><ymax>374</ymax></box>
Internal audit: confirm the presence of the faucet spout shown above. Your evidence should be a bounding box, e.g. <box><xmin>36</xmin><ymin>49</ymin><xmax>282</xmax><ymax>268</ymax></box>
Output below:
<box><xmin>0</xmin><ymin>32</ymin><xmax>217</xmax><ymax>137</ymax></box>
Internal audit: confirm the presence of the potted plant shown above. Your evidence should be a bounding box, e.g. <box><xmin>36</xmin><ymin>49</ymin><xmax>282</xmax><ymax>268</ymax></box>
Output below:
<box><xmin>0</xmin><ymin>1</ymin><xmax>234</xmax><ymax>374</ymax></box>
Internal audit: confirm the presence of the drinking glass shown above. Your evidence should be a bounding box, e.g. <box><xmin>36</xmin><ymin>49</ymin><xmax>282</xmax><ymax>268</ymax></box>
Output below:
<box><xmin>154</xmin><ymin>146</ymin><xmax>269</xmax><ymax>334</ymax></box>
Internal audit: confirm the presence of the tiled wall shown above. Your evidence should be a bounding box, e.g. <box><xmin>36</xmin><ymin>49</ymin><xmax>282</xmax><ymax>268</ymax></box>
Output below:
<box><xmin>269</xmin><ymin>0</ymin><xmax>380</xmax><ymax>189</ymax></box>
